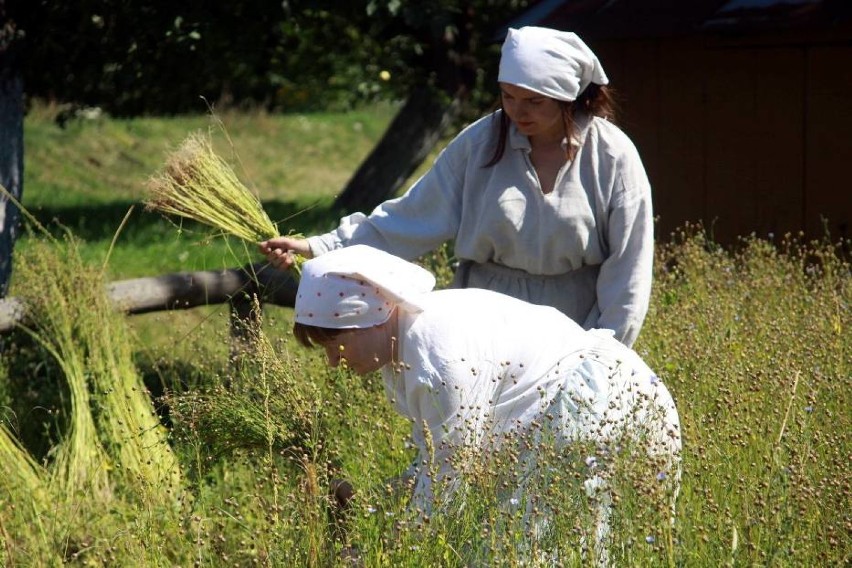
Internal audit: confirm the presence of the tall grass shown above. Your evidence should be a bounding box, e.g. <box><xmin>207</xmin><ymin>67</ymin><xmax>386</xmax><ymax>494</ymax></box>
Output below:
<box><xmin>637</xmin><ymin>226</ymin><xmax>850</xmax><ymax>567</ymax></box>
<box><xmin>4</xmin><ymin>235</ymin><xmax>185</xmax><ymax>564</ymax></box>
<box><xmin>0</xmin><ymin>422</ymin><xmax>54</xmax><ymax>564</ymax></box>
<box><xmin>14</xmin><ymin>238</ymin><xmax>114</xmax><ymax>504</ymax></box>
<box><xmin>2</xmin><ymin>227</ymin><xmax>847</xmax><ymax>566</ymax></box>
<box><xmin>3</xmin><ymin>106</ymin><xmax>849</xmax><ymax>565</ymax></box>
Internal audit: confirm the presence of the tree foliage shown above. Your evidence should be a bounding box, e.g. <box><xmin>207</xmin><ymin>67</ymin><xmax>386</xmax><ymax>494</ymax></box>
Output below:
<box><xmin>12</xmin><ymin>0</ymin><xmax>530</xmax><ymax>116</ymax></box>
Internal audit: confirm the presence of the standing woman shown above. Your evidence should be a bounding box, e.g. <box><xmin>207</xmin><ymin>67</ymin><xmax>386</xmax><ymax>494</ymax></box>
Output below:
<box><xmin>262</xmin><ymin>26</ymin><xmax>654</xmax><ymax>347</ymax></box>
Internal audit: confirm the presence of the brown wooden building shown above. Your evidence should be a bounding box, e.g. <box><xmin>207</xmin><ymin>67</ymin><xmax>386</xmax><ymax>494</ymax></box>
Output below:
<box><xmin>513</xmin><ymin>0</ymin><xmax>852</xmax><ymax>244</ymax></box>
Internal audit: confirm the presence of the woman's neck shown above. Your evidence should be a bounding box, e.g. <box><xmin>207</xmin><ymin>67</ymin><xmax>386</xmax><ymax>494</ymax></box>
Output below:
<box><xmin>529</xmin><ymin>129</ymin><xmax>566</xmax><ymax>151</ymax></box>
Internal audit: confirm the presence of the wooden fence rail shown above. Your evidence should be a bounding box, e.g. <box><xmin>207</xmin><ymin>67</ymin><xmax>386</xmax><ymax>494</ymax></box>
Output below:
<box><xmin>0</xmin><ymin>263</ymin><xmax>299</xmax><ymax>344</ymax></box>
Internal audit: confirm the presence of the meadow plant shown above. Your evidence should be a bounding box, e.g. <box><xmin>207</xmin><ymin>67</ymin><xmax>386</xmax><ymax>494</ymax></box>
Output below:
<box><xmin>7</xmin><ymin>235</ymin><xmax>186</xmax><ymax>564</ymax></box>
<box><xmin>0</xmin><ymin>228</ymin><xmax>848</xmax><ymax>566</ymax></box>
<box><xmin>0</xmin><ymin>423</ymin><xmax>55</xmax><ymax>564</ymax></box>
<box><xmin>638</xmin><ymin>225</ymin><xmax>850</xmax><ymax>566</ymax></box>
<box><xmin>15</xmin><ymin>238</ymin><xmax>114</xmax><ymax>503</ymax></box>
<box><xmin>145</xmin><ymin>131</ymin><xmax>279</xmax><ymax>244</ymax></box>
<box><xmin>166</xmin><ymin>307</ymin><xmax>319</xmax><ymax>462</ymax></box>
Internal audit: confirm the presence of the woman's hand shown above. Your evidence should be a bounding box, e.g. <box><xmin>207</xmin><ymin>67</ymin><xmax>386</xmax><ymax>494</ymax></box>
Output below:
<box><xmin>258</xmin><ymin>236</ymin><xmax>312</xmax><ymax>270</ymax></box>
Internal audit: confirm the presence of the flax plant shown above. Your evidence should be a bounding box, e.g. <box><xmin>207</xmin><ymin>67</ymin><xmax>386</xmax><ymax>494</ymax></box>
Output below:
<box><xmin>15</xmin><ymin>239</ymin><xmax>113</xmax><ymax>503</ymax></box>
<box><xmin>84</xmin><ymin>276</ymin><xmax>183</xmax><ymax>504</ymax></box>
<box><xmin>0</xmin><ymin>423</ymin><xmax>57</xmax><ymax>565</ymax></box>
<box><xmin>16</xmin><ymin>236</ymin><xmax>181</xmax><ymax>506</ymax></box>
<box><xmin>167</xmin><ymin>304</ymin><xmax>317</xmax><ymax>461</ymax></box>
<box><xmin>145</xmin><ymin>132</ymin><xmax>278</xmax><ymax>244</ymax></box>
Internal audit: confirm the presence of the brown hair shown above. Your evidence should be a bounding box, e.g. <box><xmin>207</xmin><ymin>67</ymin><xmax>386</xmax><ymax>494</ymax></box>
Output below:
<box><xmin>484</xmin><ymin>83</ymin><xmax>617</xmax><ymax>167</ymax></box>
<box><xmin>292</xmin><ymin>322</ymin><xmax>347</xmax><ymax>349</ymax></box>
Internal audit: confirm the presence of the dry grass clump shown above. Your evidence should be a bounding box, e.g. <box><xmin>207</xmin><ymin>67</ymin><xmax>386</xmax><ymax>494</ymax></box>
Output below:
<box><xmin>15</xmin><ymin>236</ymin><xmax>182</xmax><ymax>506</ymax></box>
<box><xmin>0</xmin><ymin>423</ymin><xmax>55</xmax><ymax>563</ymax></box>
<box><xmin>145</xmin><ymin>131</ymin><xmax>278</xmax><ymax>244</ymax></box>
<box><xmin>15</xmin><ymin>238</ymin><xmax>114</xmax><ymax>502</ymax></box>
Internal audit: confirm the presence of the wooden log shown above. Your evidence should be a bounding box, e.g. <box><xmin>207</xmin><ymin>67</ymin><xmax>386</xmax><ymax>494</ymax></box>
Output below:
<box><xmin>0</xmin><ymin>263</ymin><xmax>299</xmax><ymax>334</ymax></box>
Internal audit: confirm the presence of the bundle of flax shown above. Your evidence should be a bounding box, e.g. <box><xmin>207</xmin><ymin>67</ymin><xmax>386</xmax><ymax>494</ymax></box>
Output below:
<box><xmin>145</xmin><ymin>131</ymin><xmax>279</xmax><ymax>244</ymax></box>
<box><xmin>17</xmin><ymin>237</ymin><xmax>181</xmax><ymax>506</ymax></box>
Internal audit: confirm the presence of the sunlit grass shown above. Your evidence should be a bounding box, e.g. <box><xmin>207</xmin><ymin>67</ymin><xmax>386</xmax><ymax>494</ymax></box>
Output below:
<box><xmin>23</xmin><ymin>100</ymin><xmax>398</xmax><ymax>208</ymax></box>
<box><xmin>3</xmin><ymin>106</ymin><xmax>849</xmax><ymax>566</ymax></box>
<box><xmin>1</xmin><ymin>228</ymin><xmax>848</xmax><ymax>566</ymax></box>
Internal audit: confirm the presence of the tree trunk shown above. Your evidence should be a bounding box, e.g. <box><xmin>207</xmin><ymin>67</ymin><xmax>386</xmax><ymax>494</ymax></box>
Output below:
<box><xmin>0</xmin><ymin>9</ymin><xmax>23</xmax><ymax>299</ymax></box>
<box><xmin>332</xmin><ymin>85</ymin><xmax>463</xmax><ymax>214</ymax></box>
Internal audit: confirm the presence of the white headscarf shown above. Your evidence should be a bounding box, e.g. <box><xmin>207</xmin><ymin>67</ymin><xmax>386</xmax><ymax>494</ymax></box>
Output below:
<box><xmin>498</xmin><ymin>26</ymin><xmax>609</xmax><ymax>102</ymax></box>
<box><xmin>295</xmin><ymin>245</ymin><xmax>436</xmax><ymax>329</ymax></box>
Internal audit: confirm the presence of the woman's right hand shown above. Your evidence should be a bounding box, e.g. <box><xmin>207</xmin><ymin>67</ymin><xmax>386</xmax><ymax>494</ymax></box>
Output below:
<box><xmin>258</xmin><ymin>236</ymin><xmax>313</xmax><ymax>270</ymax></box>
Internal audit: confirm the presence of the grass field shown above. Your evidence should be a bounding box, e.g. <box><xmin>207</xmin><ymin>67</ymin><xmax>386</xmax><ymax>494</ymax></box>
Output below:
<box><xmin>0</xmin><ymin>103</ymin><xmax>849</xmax><ymax>567</ymax></box>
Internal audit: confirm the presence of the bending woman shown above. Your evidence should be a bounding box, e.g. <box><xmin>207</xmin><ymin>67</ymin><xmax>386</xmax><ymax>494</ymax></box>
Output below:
<box><xmin>292</xmin><ymin>245</ymin><xmax>680</xmax><ymax>564</ymax></box>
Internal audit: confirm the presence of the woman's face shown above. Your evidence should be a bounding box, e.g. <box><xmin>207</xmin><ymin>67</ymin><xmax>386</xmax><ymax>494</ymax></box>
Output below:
<box><xmin>317</xmin><ymin>323</ymin><xmax>392</xmax><ymax>375</ymax></box>
<box><xmin>500</xmin><ymin>82</ymin><xmax>565</xmax><ymax>142</ymax></box>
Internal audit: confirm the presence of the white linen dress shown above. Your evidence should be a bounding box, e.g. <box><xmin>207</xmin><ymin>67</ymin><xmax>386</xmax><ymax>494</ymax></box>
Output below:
<box><xmin>381</xmin><ymin>288</ymin><xmax>680</xmax><ymax>564</ymax></box>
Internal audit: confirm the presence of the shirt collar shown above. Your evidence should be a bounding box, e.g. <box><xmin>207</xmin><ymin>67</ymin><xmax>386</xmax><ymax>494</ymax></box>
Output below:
<box><xmin>507</xmin><ymin>111</ymin><xmax>594</xmax><ymax>152</ymax></box>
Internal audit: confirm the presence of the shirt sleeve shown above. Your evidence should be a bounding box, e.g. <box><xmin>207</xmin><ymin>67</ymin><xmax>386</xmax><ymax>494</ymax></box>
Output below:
<box><xmin>594</xmin><ymin>150</ymin><xmax>654</xmax><ymax>347</ymax></box>
<box><xmin>307</xmin><ymin>142</ymin><xmax>465</xmax><ymax>260</ymax></box>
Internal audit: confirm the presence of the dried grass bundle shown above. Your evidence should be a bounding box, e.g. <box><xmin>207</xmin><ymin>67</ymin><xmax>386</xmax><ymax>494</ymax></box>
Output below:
<box><xmin>15</xmin><ymin>237</ymin><xmax>181</xmax><ymax>505</ymax></box>
<box><xmin>0</xmin><ymin>422</ymin><xmax>50</xmax><ymax>512</ymax></box>
<box><xmin>145</xmin><ymin>131</ymin><xmax>278</xmax><ymax>243</ymax></box>
<box><xmin>15</xmin><ymin>239</ymin><xmax>113</xmax><ymax>501</ymax></box>
<box><xmin>0</xmin><ymin>423</ymin><xmax>56</xmax><ymax>563</ymax></box>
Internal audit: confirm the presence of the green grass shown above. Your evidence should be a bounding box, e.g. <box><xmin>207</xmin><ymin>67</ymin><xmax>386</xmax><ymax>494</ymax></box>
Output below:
<box><xmin>1</xmin><ymin>105</ymin><xmax>849</xmax><ymax>566</ymax></box>
<box><xmin>16</xmin><ymin>100</ymin><xmax>400</xmax><ymax>280</ymax></box>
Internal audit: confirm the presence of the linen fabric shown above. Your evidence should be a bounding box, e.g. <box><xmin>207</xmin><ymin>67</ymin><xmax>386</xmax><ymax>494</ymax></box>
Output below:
<box><xmin>306</xmin><ymin>111</ymin><xmax>654</xmax><ymax>346</ymax></box>
<box><xmin>382</xmin><ymin>287</ymin><xmax>681</xmax><ymax>522</ymax></box>
<box><xmin>294</xmin><ymin>244</ymin><xmax>435</xmax><ymax>329</ymax></box>
<box><xmin>498</xmin><ymin>26</ymin><xmax>608</xmax><ymax>102</ymax></box>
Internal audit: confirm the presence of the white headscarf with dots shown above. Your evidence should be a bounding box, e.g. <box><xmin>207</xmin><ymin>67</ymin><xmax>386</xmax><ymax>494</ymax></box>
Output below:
<box><xmin>295</xmin><ymin>245</ymin><xmax>436</xmax><ymax>329</ymax></box>
<box><xmin>498</xmin><ymin>26</ymin><xmax>609</xmax><ymax>102</ymax></box>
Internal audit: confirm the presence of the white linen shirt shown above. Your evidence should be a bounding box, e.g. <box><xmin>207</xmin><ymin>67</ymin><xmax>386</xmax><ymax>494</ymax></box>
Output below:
<box><xmin>308</xmin><ymin>111</ymin><xmax>654</xmax><ymax>346</ymax></box>
<box><xmin>381</xmin><ymin>288</ymin><xmax>680</xmax><ymax>512</ymax></box>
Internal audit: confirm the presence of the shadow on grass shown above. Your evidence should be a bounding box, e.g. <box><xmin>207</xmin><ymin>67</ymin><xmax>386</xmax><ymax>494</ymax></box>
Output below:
<box><xmin>22</xmin><ymin>199</ymin><xmax>344</xmax><ymax>242</ymax></box>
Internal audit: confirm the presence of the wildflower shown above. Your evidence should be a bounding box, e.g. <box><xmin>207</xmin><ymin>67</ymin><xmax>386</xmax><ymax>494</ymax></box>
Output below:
<box><xmin>804</xmin><ymin>405</ymin><xmax>814</xmax><ymax>413</ymax></box>
<box><xmin>656</xmin><ymin>471</ymin><xmax>667</xmax><ymax>482</ymax></box>
<box><xmin>645</xmin><ymin>535</ymin><xmax>655</xmax><ymax>544</ymax></box>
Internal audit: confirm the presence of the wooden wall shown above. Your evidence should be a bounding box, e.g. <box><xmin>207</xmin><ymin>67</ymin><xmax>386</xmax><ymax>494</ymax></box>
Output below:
<box><xmin>589</xmin><ymin>34</ymin><xmax>851</xmax><ymax>244</ymax></box>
